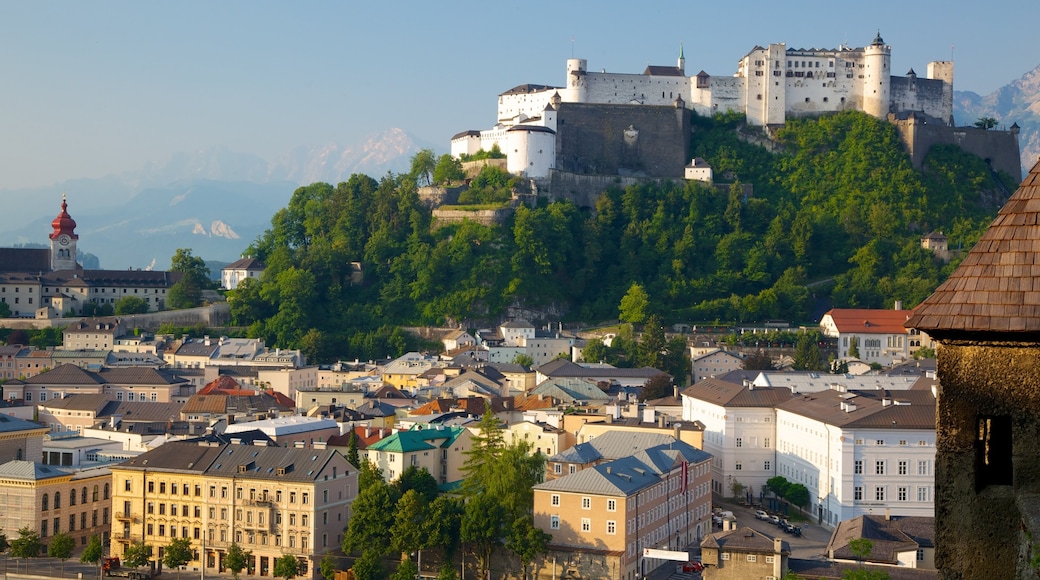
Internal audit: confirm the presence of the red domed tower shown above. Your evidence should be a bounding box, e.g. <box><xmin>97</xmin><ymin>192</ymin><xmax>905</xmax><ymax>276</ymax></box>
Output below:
<box><xmin>49</xmin><ymin>194</ymin><xmax>80</xmax><ymax>271</ymax></box>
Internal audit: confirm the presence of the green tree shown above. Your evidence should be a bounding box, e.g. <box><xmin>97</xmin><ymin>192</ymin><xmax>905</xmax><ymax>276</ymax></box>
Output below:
<box><xmin>318</xmin><ymin>553</ymin><xmax>337</xmax><ymax>580</ymax></box>
<box><xmin>461</xmin><ymin>409</ymin><xmax>505</xmax><ymax>496</ymax></box>
<box><xmin>224</xmin><ymin>543</ymin><xmax>251</xmax><ymax>580</ymax></box>
<box><xmin>346</xmin><ymin>431</ymin><xmax>360</xmax><ymax>468</ymax></box>
<box><xmin>512</xmin><ymin>353</ymin><xmax>534</xmax><ymax>368</ymax></box>
<box><xmin>114</xmin><ymin>296</ymin><xmax>149</xmax><ymax>315</ymax></box>
<box><xmin>793</xmin><ymin>333</ymin><xmax>824</xmax><ymax>371</ymax></box>
<box><xmin>461</xmin><ymin>492</ymin><xmax>503</xmax><ymax>578</ymax></box>
<box><xmin>766</xmin><ymin>476</ymin><xmax>789</xmax><ymax>498</ymax></box>
<box><xmin>424</xmin><ymin>496</ymin><xmax>464</xmax><ymax>566</ymax></box>
<box><xmin>619</xmin><ymin>282</ymin><xmax>650</xmax><ymax>324</ymax></box>
<box><xmin>81</xmin><ymin>535</ymin><xmax>105</xmax><ymax>580</ymax></box>
<box><xmin>410</xmin><ymin>149</ymin><xmax>437</xmax><ymax>187</ymax></box>
<box><xmin>349</xmin><ymin>550</ymin><xmax>383</xmax><ymax>580</ymax></box>
<box><xmin>638</xmin><ymin>314</ymin><xmax>666</xmax><ymax>369</ymax></box>
<box><xmin>639</xmin><ymin>373</ymin><xmax>673</xmax><ymax>402</ymax></box>
<box><xmin>357</xmin><ymin>459</ymin><xmax>384</xmax><ymax>491</ymax></box>
<box><xmin>122</xmin><ymin>541</ymin><xmax>152</xmax><ymax>570</ymax></box>
<box><xmin>974</xmin><ymin>117</ymin><xmax>997</xmax><ymax>130</ymax></box>
<box><xmin>0</xmin><ymin>301</ymin><xmax>10</xmax><ymax>318</ymax></box>
<box><xmin>391</xmin><ymin>490</ymin><xmax>429</xmax><ymax>561</ymax></box>
<box><xmin>842</xmin><ymin>538</ymin><xmax>890</xmax><ymax>580</ymax></box>
<box><xmin>913</xmin><ymin>346</ymin><xmax>935</xmax><ymax>359</ymax></box>
<box><xmin>394</xmin><ymin>466</ymin><xmax>438</xmax><ymax>504</ymax></box>
<box><xmin>273</xmin><ymin>555</ymin><xmax>300</xmax><ymax>580</ymax></box>
<box><xmin>506</xmin><ymin>515</ymin><xmax>551</xmax><ymax>580</ymax></box>
<box><xmin>390</xmin><ymin>558</ymin><xmax>418</xmax><ymax>580</ymax></box>
<box><xmin>730</xmin><ymin>479</ymin><xmax>747</xmax><ymax>501</ymax></box>
<box><xmin>743</xmin><ymin>350</ymin><xmax>774</xmax><ymax>371</ymax></box>
<box><xmin>433</xmin><ymin>154</ymin><xmax>465</xmax><ymax>185</ymax></box>
<box><xmin>785</xmin><ymin>483</ymin><xmax>810</xmax><ymax>508</ymax></box>
<box><xmin>47</xmin><ymin>531</ymin><xmax>75</xmax><ymax>576</ymax></box>
<box><xmin>579</xmin><ymin>339</ymin><xmax>609</xmax><ymax>364</ymax></box>
<box><xmin>9</xmin><ymin>526</ymin><xmax>40</xmax><ymax>574</ymax></box>
<box><xmin>162</xmin><ymin>537</ymin><xmax>193</xmax><ymax>579</ymax></box>
<box><xmin>848</xmin><ymin>336</ymin><xmax>860</xmax><ymax>358</ymax></box>
<box><xmin>168</xmin><ymin>248</ymin><xmax>211</xmax><ymax>309</ymax></box>
<box><xmin>343</xmin><ymin>476</ymin><xmax>399</xmax><ymax>556</ymax></box>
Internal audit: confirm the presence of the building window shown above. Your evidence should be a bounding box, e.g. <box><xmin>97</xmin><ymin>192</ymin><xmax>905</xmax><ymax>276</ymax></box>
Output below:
<box><xmin>735</xmin><ymin>462</ymin><xmax>742</xmax><ymax>470</ymax></box>
<box><xmin>917</xmin><ymin>549</ymin><xmax>925</xmax><ymax>561</ymax></box>
<box><xmin>550</xmin><ymin>515</ymin><xmax>560</xmax><ymax>530</ymax></box>
<box><xmin>606</xmin><ymin>520</ymin><xmax>616</xmax><ymax>535</ymax></box>
<box><xmin>763</xmin><ymin>437</ymin><xmax>770</xmax><ymax>448</ymax></box>
<box><xmin>854</xmin><ymin>487</ymin><xmax>863</xmax><ymax>501</ymax></box>
<box><xmin>569</xmin><ymin>465</ymin><xmax>576</xmax><ymax>474</ymax></box>
<box><xmin>875</xmin><ymin>487</ymin><xmax>886</xmax><ymax>501</ymax></box>
<box><xmin>747</xmin><ymin>555</ymin><xmax>757</xmax><ymax>562</ymax></box>
<box><xmin>918</xmin><ymin>487</ymin><xmax>929</xmax><ymax>502</ymax></box>
<box><xmin>607</xmin><ymin>499</ymin><xmax>616</xmax><ymax>512</ymax></box>
<box><xmin>721</xmin><ymin>553</ymin><xmax>730</xmax><ymax>561</ymax></box>
<box><xmin>976</xmin><ymin>415</ymin><xmax>1013</xmax><ymax>490</ymax></box>
<box><xmin>898</xmin><ymin>487</ymin><xmax>908</xmax><ymax>501</ymax></box>
<box><xmin>581</xmin><ymin>497</ymin><xmax>591</xmax><ymax>510</ymax></box>
<box><xmin>551</xmin><ymin>494</ymin><xmax>560</xmax><ymax>507</ymax></box>
<box><xmin>899</xmin><ymin>460</ymin><xmax>908</xmax><ymax>475</ymax></box>
<box><xmin>736</xmin><ymin>438</ymin><xmax>742</xmax><ymax>448</ymax></box>
<box><xmin>764</xmin><ymin>460</ymin><xmax>771</xmax><ymax>471</ymax></box>
<box><xmin>766</xmin><ymin>556</ymin><xmax>775</xmax><ymax>564</ymax></box>
<box><xmin>553</xmin><ymin>464</ymin><xmax>562</xmax><ymax>474</ymax></box>
<box><xmin>581</xmin><ymin>518</ymin><xmax>591</xmax><ymax>533</ymax></box>
<box><xmin>854</xmin><ymin>460</ymin><xmax>863</xmax><ymax>474</ymax></box>
<box><xmin>875</xmin><ymin>460</ymin><xmax>886</xmax><ymax>475</ymax></box>
<box><xmin>917</xmin><ymin>460</ymin><xmax>931</xmax><ymax>476</ymax></box>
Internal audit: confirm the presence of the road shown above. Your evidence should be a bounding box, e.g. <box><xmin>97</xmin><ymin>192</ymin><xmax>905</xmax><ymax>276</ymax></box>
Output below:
<box><xmin>641</xmin><ymin>497</ymin><xmax>832</xmax><ymax>580</ymax></box>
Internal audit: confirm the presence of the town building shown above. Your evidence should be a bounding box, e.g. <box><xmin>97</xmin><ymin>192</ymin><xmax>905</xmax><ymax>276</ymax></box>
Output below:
<box><xmin>691</xmin><ymin>349</ymin><xmax>745</xmax><ymax>383</ymax></box>
<box><xmin>700</xmin><ymin>526</ymin><xmax>789</xmax><ymax>580</ymax></box>
<box><xmin>827</xmin><ymin>514</ymin><xmax>935</xmax><ymax>570</ymax></box>
<box><xmin>363</xmin><ymin>424</ymin><xmax>473</xmax><ymax>484</ymax></box>
<box><xmin>222</xmin><ymin>416</ymin><xmax>339</xmax><ymax>449</ymax></box>
<box><xmin>903</xmin><ymin>159</ymin><xmax>1040</xmax><ymax>577</ymax></box>
<box><xmin>681</xmin><ymin>378</ymin><xmax>795</xmax><ymax>497</ymax></box>
<box><xmin>61</xmin><ymin>317</ymin><xmax>126</xmax><ymax>350</ymax></box>
<box><xmin>3</xmin><ymin>364</ymin><xmax>193</xmax><ymax>405</ymax></box>
<box><xmin>221</xmin><ymin>258</ymin><xmax>265</xmax><ymax>291</ymax></box>
<box><xmin>532</xmin><ymin>437</ymin><xmax>712</xmax><ymax>579</ymax></box>
<box><xmin>110</xmin><ymin>441</ymin><xmax>356</xmax><ymax>580</ymax></box>
<box><xmin>0</xmin><ymin>197</ymin><xmax>182</xmax><ymax>318</ymax></box>
<box><xmin>820</xmin><ymin>307</ymin><xmax>925</xmax><ymax>366</ymax></box>
<box><xmin>775</xmin><ymin>388</ymin><xmax>936</xmax><ymax>527</ymax></box>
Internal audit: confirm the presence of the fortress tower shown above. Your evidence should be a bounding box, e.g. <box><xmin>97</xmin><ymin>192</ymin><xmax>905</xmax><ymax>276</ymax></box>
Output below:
<box><xmin>565</xmin><ymin>58</ymin><xmax>588</xmax><ymax>103</ymax></box>
<box><xmin>926</xmin><ymin>60</ymin><xmax>954</xmax><ymax>125</ymax></box>
<box><xmin>48</xmin><ymin>195</ymin><xmax>79</xmax><ymax>271</ymax></box>
<box><xmin>862</xmin><ymin>31</ymin><xmax>892</xmax><ymax>119</ymax></box>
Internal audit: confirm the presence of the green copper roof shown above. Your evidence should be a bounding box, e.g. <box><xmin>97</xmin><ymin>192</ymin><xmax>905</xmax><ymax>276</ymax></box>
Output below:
<box><xmin>679</xmin><ymin>42</ymin><xmax>684</xmax><ymax>59</ymax></box>
<box><xmin>367</xmin><ymin>425</ymin><xmax>465</xmax><ymax>454</ymax></box>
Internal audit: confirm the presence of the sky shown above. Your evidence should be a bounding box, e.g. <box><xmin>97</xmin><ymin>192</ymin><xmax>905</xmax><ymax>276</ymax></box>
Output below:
<box><xmin>1</xmin><ymin>0</ymin><xmax>1035</xmax><ymax>190</ymax></box>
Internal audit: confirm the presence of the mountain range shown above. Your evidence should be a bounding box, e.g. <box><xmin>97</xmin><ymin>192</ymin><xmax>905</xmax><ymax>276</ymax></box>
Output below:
<box><xmin>954</xmin><ymin>63</ymin><xmax>1040</xmax><ymax>176</ymax></box>
<box><xmin>0</xmin><ymin>129</ymin><xmax>431</xmax><ymax>270</ymax></box>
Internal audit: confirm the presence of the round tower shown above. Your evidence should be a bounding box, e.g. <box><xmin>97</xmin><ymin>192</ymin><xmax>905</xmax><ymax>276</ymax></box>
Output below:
<box><xmin>49</xmin><ymin>194</ymin><xmax>80</xmax><ymax>271</ymax></box>
<box><xmin>862</xmin><ymin>30</ymin><xmax>891</xmax><ymax>119</ymax></box>
<box><xmin>565</xmin><ymin>58</ymin><xmax>587</xmax><ymax>103</ymax></box>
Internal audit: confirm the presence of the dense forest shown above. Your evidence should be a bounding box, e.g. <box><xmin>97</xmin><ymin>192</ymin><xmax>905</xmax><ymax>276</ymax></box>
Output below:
<box><xmin>228</xmin><ymin>110</ymin><xmax>1015</xmax><ymax>363</ymax></box>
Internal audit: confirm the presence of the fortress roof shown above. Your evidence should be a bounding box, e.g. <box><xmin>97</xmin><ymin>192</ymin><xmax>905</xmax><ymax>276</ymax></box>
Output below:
<box><xmin>451</xmin><ymin>130</ymin><xmax>481</xmax><ymax>140</ymax></box>
<box><xmin>507</xmin><ymin>125</ymin><xmax>555</xmax><ymax>134</ymax></box>
<box><xmin>499</xmin><ymin>84</ymin><xmax>558</xmax><ymax>96</ymax></box>
<box><xmin>643</xmin><ymin>65</ymin><xmax>684</xmax><ymax>77</ymax></box>
<box><xmin>906</xmin><ymin>159</ymin><xmax>1040</xmax><ymax>336</ymax></box>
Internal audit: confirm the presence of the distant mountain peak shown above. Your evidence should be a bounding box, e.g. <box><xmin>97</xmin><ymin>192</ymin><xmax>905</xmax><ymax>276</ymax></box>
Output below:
<box><xmin>955</xmin><ymin>62</ymin><xmax>1040</xmax><ymax>176</ymax></box>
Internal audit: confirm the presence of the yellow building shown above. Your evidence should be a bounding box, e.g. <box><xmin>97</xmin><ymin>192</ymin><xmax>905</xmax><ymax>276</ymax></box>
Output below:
<box><xmin>364</xmin><ymin>425</ymin><xmax>473</xmax><ymax>484</ymax></box>
<box><xmin>0</xmin><ymin>460</ymin><xmax>113</xmax><ymax>549</ymax></box>
<box><xmin>110</xmin><ymin>442</ymin><xmax>356</xmax><ymax>580</ymax></box>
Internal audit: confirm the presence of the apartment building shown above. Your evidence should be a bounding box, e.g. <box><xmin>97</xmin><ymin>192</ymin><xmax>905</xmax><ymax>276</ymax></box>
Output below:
<box><xmin>533</xmin><ymin>438</ymin><xmax>713</xmax><ymax>580</ymax></box>
<box><xmin>364</xmin><ymin>425</ymin><xmax>473</xmax><ymax>484</ymax></box>
<box><xmin>110</xmin><ymin>441</ymin><xmax>356</xmax><ymax>580</ymax></box>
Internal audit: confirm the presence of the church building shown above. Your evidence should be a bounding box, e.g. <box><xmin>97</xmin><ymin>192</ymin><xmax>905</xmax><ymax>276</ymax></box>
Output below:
<box><xmin>0</xmin><ymin>197</ymin><xmax>181</xmax><ymax>318</ymax></box>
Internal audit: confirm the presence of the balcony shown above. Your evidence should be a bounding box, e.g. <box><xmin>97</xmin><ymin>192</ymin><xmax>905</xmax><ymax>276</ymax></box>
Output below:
<box><xmin>114</xmin><ymin>512</ymin><xmax>140</xmax><ymax>524</ymax></box>
<box><xmin>246</xmin><ymin>499</ymin><xmax>274</xmax><ymax>508</ymax></box>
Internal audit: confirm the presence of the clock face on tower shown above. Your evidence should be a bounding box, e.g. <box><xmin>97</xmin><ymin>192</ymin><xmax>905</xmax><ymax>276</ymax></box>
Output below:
<box><xmin>58</xmin><ymin>235</ymin><xmax>70</xmax><ymax>246</ymax></box>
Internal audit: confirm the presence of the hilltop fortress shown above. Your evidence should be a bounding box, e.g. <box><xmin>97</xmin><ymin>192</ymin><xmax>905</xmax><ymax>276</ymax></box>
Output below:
<box><xmin>451</xmin><ymin>33</ymin><xmax>1021</xmax><ymax>189</ymax></box>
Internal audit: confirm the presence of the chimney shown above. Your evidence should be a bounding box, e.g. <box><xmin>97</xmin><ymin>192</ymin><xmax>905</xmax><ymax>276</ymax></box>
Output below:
<box><xmin>774</xmin><ymin>537</ymin><xmax>783</xmax><ymax>553</ymax></box>
<box><xmin>894</xmin><ymin>300</ymin><xmax>903</xmax><ymax>311</ymax></box>
<box><xmin>673</xmin><ymin>385</ymin><xmax>679</xmax><ymax>399</ymax></box>
<box><xmin>658</xmin><ymin>415</ymin><xmax>666</xmax><ymax>429</ymax></box>
<box><xmin>885</xmin><ymin>508</ymin><xmax>891</xmax><ymax>521</ymax></box>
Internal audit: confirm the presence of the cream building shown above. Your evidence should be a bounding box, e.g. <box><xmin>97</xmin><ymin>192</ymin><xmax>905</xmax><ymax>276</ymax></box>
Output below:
<box><xmin>364</xmin><ymin>425</ymin><xmax>473</xmax><ymax>484</ymax></box>
<box><xmin>110</xmin><ymin>441</ymin><xmax>356</xmax><ymax>580</ymax></box>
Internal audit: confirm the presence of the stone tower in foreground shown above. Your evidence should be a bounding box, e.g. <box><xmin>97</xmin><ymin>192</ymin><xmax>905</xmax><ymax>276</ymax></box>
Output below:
<box><xmin>906</xmin><ymin>158</ymin><xmax>1040</xmax><ymax>579</ymax></box>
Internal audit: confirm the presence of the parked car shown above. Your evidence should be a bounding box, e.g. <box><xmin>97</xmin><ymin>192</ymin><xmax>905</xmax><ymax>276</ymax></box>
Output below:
<box><xmin>769</xmin><ymin>515</ymin><xmax>781</xmax><ymax>525</ymax></box>
<box><xmin>754</xmin><ymin>510</ymin><xmax>770</xmax><ymax>520</ymax></box>
<box><xmin>677</xmin><ymin>561</ymin><xmax>704</xmax><ymax>573</ymax></box>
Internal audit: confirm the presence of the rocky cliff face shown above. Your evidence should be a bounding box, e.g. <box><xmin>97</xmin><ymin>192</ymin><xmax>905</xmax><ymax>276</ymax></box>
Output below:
<box><xmin>955</xmin><ymin>63</ymin><xmax>1040</xmax><ymax>175</ymax></box>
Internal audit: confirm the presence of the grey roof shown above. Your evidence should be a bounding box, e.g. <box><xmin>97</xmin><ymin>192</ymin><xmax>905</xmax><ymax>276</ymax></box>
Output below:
<box><xmin>174</xmin><ymin>340</ymin><xmax>220</xmax><ymax>357</ymax></box>
<box><xmin>0</xmin><ymin>412</ymin><xmax>47</xmax><ymax>434</ymax></box>
<box><xmin>38</xmin><ymin>394</ymin><xmax>111</xmax><ymax>412</ymax></box>
<box><xmin>827</xmin><ymin>515</ymin><xmax>935</xmax><ymax>564</ymax></box>
<box><xmin>0</xmin><ymin>460</ymin><xmax>70</xmax><ymax>481</ymax></box>
<box><xmin>501</xmin><ymin>319</ymin><xmax>535</xmax><ymax>329</ymax></box>
<box><xmin>223</xmin><ymin>258</ymin><xmax>264</xmax><ymax>271</ymax></box>
<box><xmin>100</xmin><ymin>401</ymin><xmax>185</xmax><ymax>423</ymax></box>
<box><xmin>550</xmin><ymin>430</ymin><xmax>677</xmax><ymax>464</ymax></box>
<box><xmin>530</xmin><ymin>377</ymin><xmax>611</xmax><ymax>403</ymax></box>
<box><xmin>117</xmin><ymin>441</ymin><xmax>348</xmax><ymax>482</ymax></box>
<box><xmin>498</xmin><ymin>84</ymin><xmax>557</xmax><ymax>96</ymax></box>
<box><xmin>537</xmin><ymin>438</ymin><xmax>711</xmax><ymax>497</ymax></box>
<box><xmin>702</xmin><ymin>526</ymin><xmax>789</xmax><ymax>554</ymax></box>
<box><xmin>42</xmin><ymin>269</ymin><xmax>181</xmax><ymax>288</ymax></box>
<box><xmin>21</xmin><ymin>364</ymin><xmax>189</xmax><ymax>387</ymax></box>
<box><xmin>450</xmin><ymin>130</ymin><xmax>482</xmax><ymax>140</ymax></box>
<box><xmin>536</xmin><ymin>359</ymin><xmax>663</xmax><ymax>380</ymax></box>
<box><xmin>0</xmin><ymin>248</ymin><xmax>50</xmax><ymax>273</ymax></box>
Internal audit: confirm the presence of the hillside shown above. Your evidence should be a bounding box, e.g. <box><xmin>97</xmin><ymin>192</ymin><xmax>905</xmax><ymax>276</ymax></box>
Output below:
<box><xmin>232</xmin><ymin>111</ymin><xmax>1013</xmax><ymax>363</ymax></box>
<box><xmin>955</xmin><ymin>63</ymin><xmax>1040</xmax><ymax>176</ymax></box>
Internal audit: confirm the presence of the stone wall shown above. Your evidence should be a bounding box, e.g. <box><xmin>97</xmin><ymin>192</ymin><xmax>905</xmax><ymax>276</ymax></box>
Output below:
<box><xmin>932</xmin><ymin>342</ymin><xmax>1040</xmax><ymax>579</ymax></box>
<box><xmin>431</xmin><ymin>207</ymin><xmax>515</xmax><ymax>228</ymax></box>
<box><xmin>417</xmin><ymin>185</ymin><xmax>465</xmax><ymax>208</ymax></box>
<box><xmin>555</xmin><ymin>102</ymin><xmax>690</xmax><ymax>178</ymax></box>
<box><xmin>893</xmin><ymin>118</ymin><xmax>1022</xmax><ymax>181</ymax></box>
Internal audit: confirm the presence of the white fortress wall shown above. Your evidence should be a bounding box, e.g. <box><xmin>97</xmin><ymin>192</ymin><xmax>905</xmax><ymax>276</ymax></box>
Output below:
<box><xmin>497</xmin><ymin>88</ymin><xmax>558</xmax><ymax>123</ymax></box>
<box><xmin>584</xmin><ymin>71</ymin><xmax>690</xmax><ymax>106</ymax></box>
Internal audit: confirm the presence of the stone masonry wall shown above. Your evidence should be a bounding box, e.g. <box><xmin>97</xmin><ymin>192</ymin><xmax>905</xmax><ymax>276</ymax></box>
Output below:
<box><xmin>933</xmin><ymin>342</ymin><xmax>1040</xmax><ymax>579</ymax></box>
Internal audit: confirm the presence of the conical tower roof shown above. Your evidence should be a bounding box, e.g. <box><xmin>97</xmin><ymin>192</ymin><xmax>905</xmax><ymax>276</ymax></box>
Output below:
<box><xmin>906</xmin><ymin>159</ymin><xmax>1040</xmax><ymax>336</ymax></box>
<box><xmin>49</xmin><ymin>194</ymin><xmax>78</xmax><ymax>240</ymax></box>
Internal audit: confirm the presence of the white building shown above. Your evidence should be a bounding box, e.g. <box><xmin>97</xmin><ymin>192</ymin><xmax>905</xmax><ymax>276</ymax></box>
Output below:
<box><xmin>691</xmin><ymin>348</ymin><xmax>744</xmax><ymax>383</ymax></box>
<box><xmin>775</xmin><ymin>387</ymin><xmax>936</xmax><ymax>527</ymax></box>
<box><xmin>221</xmin><ymin>257</ymin><xmax>265</xmax><ymax>290</ymax></box>
<box><xmin>681</xmin><ymin>378</ymin><xmax>795</xmax><ymax>498</ymax></box>
<box><xmin>820</xmin><ymin>307</ymin><xmax>920</xmax><ymax>367</ymax></box>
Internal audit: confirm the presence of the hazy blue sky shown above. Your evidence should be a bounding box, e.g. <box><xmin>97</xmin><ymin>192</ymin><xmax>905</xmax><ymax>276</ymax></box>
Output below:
<box><xmin>1</xmin><ymin>0</ymin><xmax>1034</xmax><ymax>189</ymax></box>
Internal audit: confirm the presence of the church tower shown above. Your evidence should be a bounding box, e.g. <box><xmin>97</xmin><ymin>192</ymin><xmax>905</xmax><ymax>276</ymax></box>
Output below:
<box><xmin>678</xmin><ymin>42</ymin><xmax>685</xmax><ymax>75</ymax></box>
<box><xmin>49</xmin><ymin>195</ymin><xmax>80</xmax><ymax>271</ymax></box>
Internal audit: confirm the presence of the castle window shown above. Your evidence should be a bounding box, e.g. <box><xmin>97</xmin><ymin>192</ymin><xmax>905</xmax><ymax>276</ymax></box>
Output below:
<box><xmin>975</xmin><ymin>415</ymin><xmax>1012</xmax><ymax>490</ymax></box>
<box><xmin>805</xmin><ymin>98</ymin><xmax>810</xmax><ymax>103</ymax></box>
<box><xmin>823</xmin><ymin>97</ymin><xmax>829</xmax><ymax>103</ymax></box>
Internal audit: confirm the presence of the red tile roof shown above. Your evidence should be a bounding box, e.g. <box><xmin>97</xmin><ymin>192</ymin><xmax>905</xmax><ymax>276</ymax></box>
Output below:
<box><xmin>824</xmin><ymin>309</ymin><xmax>913</xmax><ymax>335</ymax></box>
